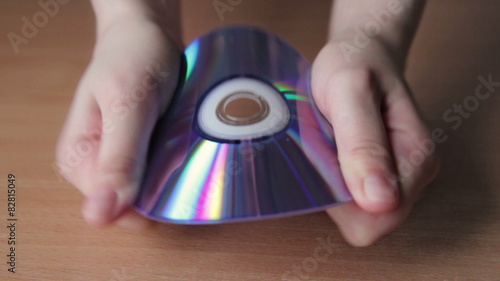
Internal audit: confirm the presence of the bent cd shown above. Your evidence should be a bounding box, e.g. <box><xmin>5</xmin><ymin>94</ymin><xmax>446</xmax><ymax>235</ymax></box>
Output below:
<box><xmin>135</xmin><ymin>26</ymin><xmax>352</xmax><ymax>224</ymax></box>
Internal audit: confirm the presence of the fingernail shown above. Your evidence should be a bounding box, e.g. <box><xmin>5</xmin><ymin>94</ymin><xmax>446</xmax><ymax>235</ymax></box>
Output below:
<box><xmin>82</xmin><ymin>188</ymin><xmax>118</xmax><ymax>225</ymax></box>
<box><xmin>363</xmin><ymin>174</ymin><xmax>398</xmax><ymax>203</ymax></box>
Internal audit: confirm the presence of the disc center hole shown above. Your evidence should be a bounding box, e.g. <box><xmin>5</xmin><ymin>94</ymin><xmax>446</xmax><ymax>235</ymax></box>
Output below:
<box><xmin>216</xmin><ymin>91</ymin><xmax>269</xmax><ymax>125</ymax></box>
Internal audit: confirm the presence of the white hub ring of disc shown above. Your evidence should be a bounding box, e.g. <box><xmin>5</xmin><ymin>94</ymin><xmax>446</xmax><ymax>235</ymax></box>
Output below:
<box><xmin>197</xmin><ymin>77</ymin><xmax>290</xmax><ymax>140</ymax></box>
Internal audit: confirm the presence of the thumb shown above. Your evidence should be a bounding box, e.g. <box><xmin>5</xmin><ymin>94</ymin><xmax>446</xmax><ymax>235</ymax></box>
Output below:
<box><xmin>317</xmin><ymin>70</ymin><xmax>399</xmax><ymax>213</ymax></box>
<box><xmin>81</xmin><ymin>91</ymin><xmax>161</xmax><ymax>226</ymax></box>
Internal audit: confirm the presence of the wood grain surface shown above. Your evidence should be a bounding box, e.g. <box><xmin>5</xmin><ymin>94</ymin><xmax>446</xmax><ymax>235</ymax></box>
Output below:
<box><xmin>0</xmin><ymin>1</ymin><xmax>499</xmax><ymax>280</ymax></box>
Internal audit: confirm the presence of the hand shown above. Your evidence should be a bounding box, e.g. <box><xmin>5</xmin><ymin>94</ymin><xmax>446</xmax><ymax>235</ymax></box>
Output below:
<box><xmin>312</xmin><ymin>38</ymin><xmax>440</xmax><ymax>246</ymax></box>
<box><xmin>56</xmin><ymin>15</ymin><xmax>181</xmax><ymax>229</ymax></box>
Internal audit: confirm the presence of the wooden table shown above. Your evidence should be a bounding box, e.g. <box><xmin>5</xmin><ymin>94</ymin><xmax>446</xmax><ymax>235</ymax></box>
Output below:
<box><xmin>0</xmin><ymin>1</ymin><xmax>498</xmax><ymax>280</ymax></box>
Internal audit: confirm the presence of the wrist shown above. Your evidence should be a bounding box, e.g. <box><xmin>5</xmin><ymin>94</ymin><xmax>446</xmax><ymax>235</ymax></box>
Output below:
<box><xmin>328</xmin><ymin>0</ymin><xmax>425</xmax><ymax>65</ymax></box>
<box><xmin>91</xmin><ymin>0</ymin><xmax>152</xmax><ymax>30</ymax></box>
<box><xmin>329</xmin><ymin>28</ymin><xmax>409</xmax><ymax>66</ymax></box>
<box><xmin>91</xmin><ymin>0</ymin><xmax>182</xmax><ymax>44</ymax></box>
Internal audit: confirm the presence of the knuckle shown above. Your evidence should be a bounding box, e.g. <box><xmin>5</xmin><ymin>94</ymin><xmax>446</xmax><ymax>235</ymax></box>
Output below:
<box><xmin>343</xmin><ymin>140</ymin><xmax>391</xmax><ymax>164</ymax></box>
<box><xmin>96</xmin><ymin>156</ymin><xmax>142</xmax><ymax>188</ymax></box>
<box><xmin>95</xmin><ymin>76</ymin><xmax>161</xmax><ymax>119</ymax></box>
<box><xmin>98</xmin><ymin>156</ymin><xmax>138</xmax><ymax>176</ymax></box>
<box><xmin>313</xmin><ymin>68</ymin><xmax>375</xmax><ymax>119</ymax></box>
<box><xmin>329</xmin><ymin>68</ymin><xmax>374</xmax><ymax>95</ymax></box>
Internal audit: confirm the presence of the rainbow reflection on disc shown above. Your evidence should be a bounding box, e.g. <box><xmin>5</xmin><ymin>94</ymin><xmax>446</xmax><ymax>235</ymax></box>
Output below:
<box><xmin>135</xmin><ymin>26</ymin><xmax>352</xmax><ymax>224</ymax></box>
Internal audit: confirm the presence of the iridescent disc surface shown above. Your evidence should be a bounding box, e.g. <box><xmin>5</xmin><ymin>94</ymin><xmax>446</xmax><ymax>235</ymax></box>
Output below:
<box><xmin>135</xmin><ymin>26</ymin><xmax>352</xmax><ymax>224</ymax></box>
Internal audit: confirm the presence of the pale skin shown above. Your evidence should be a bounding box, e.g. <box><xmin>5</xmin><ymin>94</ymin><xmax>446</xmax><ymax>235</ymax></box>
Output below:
<box><xmin>56</xmin><ymin>0</ymin><xmax>439</xmax><ymax>246</ymax></box>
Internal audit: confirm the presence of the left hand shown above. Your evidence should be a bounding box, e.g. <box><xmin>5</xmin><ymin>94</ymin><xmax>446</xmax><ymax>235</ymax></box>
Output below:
<box><xmin>312</xmin><ymin>38</ymin><xmax>440</xmax><ymax>246</ymax></box>
<box><xmin>55</xmin><ymin>15</ymin><xmax>181</xmax><ymax>230</ymax></box>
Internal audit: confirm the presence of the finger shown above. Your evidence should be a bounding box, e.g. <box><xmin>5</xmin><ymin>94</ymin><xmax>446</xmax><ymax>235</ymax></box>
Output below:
<box><xmin>318</xmin><ymin>70</ymin><xmax>399</xmax><ymax>213</ymax></box>
<box><xmin>384</xmin><ymin>85</ymin><xmax>441</xmax><ymax>199</ymax></box>
<box><xmin>326</xmin><ymin>85</ymin><xmax>441</xmax><ymax>247</ymax></box>
<box><xmin>81</xmin><ymin>88</ymin><xmax>161</xmax><ymax>226</ymax></box>
<box><xmin>326</xmin><ymin>201</ymin><xmax>411</xmax><ymax>247</ymax></box>
<box><xmin>55</xmin><ymin>87</ymin><xmax>102</xmax><ymax>187</ymax></box>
